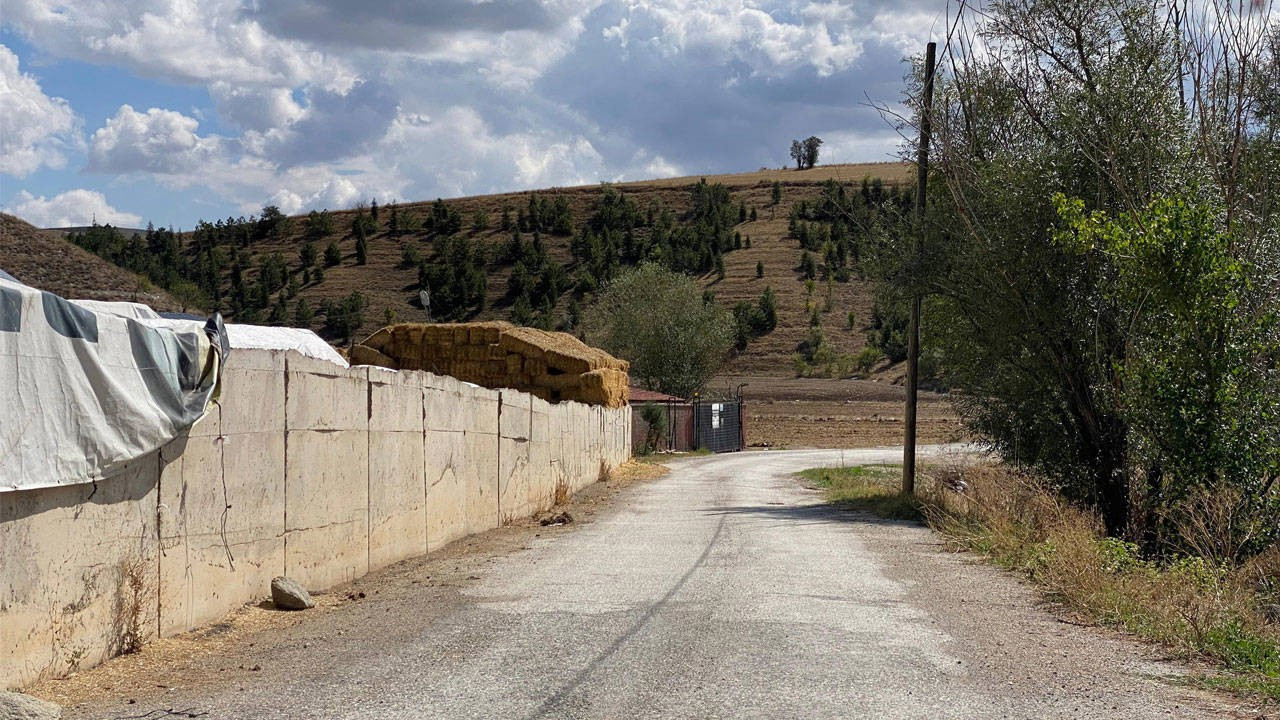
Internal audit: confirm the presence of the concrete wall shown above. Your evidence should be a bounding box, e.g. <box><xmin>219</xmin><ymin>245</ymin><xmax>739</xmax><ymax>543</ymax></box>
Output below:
<box><xmin>0</xmin><ymin>348</ymin><xmax>631</xmax><ymax>690</ymax></box>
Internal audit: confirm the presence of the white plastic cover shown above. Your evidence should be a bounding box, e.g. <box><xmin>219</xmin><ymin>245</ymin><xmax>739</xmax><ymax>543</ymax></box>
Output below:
<box><xmin>0</xmin><ymin>275</ymin><xmax>226</xmax><ymax>491</ymax></box>
<box><xmin>70</xmin><ymin>299</ymin><xmax>348</xmax><ymax>367</ymax></box>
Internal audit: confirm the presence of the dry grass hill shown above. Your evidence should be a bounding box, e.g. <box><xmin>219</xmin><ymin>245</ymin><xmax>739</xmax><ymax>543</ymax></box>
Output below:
<box><xmin>0</xmin><ymin>213</ymin><xmax>183</xmax><ymax>311</ymax></box>
<box><xmin>7</xmin><ymin>162</ymin><xmax>961</xmax><ymax>448</ymax></box>
<box><xmin>212</xmin><ymin>162</ymin><xmax>911</xmax><ymax>367</ymax></box>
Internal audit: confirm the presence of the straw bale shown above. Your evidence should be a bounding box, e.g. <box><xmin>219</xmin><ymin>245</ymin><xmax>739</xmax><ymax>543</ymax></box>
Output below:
<box><xmin>359</xmin><ymin>327</ymin><xmax>394</xmax><ymax>352</ymax></box>
<box><xmin>350</xmin><ymin>344</ymin><xmax>398</xmax><ymax>369</ymax></box>
<box><xmin>498</xmin><ymin>328</ymin><xmax>548</xmax><ymax>360</ymax></box>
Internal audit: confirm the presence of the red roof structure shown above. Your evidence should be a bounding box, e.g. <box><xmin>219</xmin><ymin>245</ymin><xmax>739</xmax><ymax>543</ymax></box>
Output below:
<box><xmin>628</xmin><ymin>387</ymin><xmax>687</xmax><ymax>404</ymax></box>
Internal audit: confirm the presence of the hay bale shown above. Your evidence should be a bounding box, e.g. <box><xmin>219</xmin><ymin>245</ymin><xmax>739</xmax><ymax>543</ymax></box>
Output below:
<box><xmin>352</xmin><ymin>321</ymin><xmax>629</xmax><ymax>407</ymax></box>
<box><xmin>350</xmin><ymin>344</ymin><xmax>398</xmax><ymax>369</ymax></box>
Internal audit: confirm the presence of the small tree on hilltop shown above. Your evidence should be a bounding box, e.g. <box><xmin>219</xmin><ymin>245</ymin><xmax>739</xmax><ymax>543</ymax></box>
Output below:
<box><xmin>789</xmin><ymin>139</ymin><xmax>804</xmax><ymax>170</ymax></box>
<box><xmin>802</xmin><ymin>136</ymin><xmax>822</xmax><ymax>169</ymax></box>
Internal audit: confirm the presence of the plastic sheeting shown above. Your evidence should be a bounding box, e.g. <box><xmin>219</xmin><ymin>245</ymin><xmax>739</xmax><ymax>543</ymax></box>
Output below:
<box><xmin>0</xmin><ymin>275</ymin><xmax>227</xmax><ymax>491</ymax></box>
<box><xmin>70</xmin><ymin>298</ymin><xmax>349</xmax><ymax>367</ymax></box>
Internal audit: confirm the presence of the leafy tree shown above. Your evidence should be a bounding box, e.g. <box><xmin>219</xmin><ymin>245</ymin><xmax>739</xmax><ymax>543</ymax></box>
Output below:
<box><xmin>790</xmin><ymin>139</ymin><xmax>804</xmax><ymax>170</ymax></box>
<box><xmin>801</xmin><ymin>136</ymin><xmax>822</xmax><ymax>169</ymax></box>
<box><xmin>581</xmin><ymin>263</ymin><xmax>734</xmax><ymax>398</ymax></box>
<box><xmin>888</xmin><ymin>0</ymin><xmax>1280</xmax><ymax>542</ymax></box>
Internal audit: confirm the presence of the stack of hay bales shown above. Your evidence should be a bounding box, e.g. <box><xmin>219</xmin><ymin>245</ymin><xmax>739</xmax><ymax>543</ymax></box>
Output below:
<box><xmin>351</xmin><ymin>322</ymin><xmax>630</xmax><ymax>408</ymax></box>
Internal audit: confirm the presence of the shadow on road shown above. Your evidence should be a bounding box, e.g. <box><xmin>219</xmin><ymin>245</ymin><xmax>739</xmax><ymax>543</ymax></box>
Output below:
<box><xmin>701</xmin><ymin>502</ymin><xmax>925</xmax><ymax>529</ymax></box>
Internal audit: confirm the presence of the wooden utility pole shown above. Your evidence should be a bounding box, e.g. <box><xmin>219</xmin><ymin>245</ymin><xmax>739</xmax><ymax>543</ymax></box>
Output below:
<box><xmin>903</xmin><ymin>41</ymin><xmax>936</xmax><ymax>496</ymax></box>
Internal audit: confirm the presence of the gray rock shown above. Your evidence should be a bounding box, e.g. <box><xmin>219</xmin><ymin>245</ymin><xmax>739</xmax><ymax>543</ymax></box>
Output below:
<box><xmin>271</xmin><ymin>576</ymin><xmax>314</xmax><ymax>610</ymax></box>
<box><xmin>0</xmin><ymin>691</ymin><xmax>62</xmax><ymax>720</ymax></box>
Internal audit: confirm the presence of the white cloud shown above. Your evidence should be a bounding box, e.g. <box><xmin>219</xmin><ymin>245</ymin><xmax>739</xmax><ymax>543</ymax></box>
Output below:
<box><xmin>87</xmin><ymin>105</ymin><xmax>228</xmax><ymax>174</ymax></box>
<box><xmin>0</xmin><ymin>44</ymin><xmax>79</xmax><ymax>177</ymax></box>
<box><xmin>604</xmin><ymin>0</ymin><xmax>865</xmax><ymax>77</ymax></box>
<box><xmin>5</xmin><ymin>189</ymin><xmax>142</xmax><ymax>227</ymax></box>
<box><xmin>2</xmin><ymin>0</ymin><xmax>350</xmax><ymax>88</ymax></box>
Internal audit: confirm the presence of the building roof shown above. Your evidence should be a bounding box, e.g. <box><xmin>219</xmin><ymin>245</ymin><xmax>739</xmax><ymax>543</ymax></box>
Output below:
<box><xmin>628</xmin><ymin>387</ymin><xmax>687</xmax><ymax>404</ymax></box>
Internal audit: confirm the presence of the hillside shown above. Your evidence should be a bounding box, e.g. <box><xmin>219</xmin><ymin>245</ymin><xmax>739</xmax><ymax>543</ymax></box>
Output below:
<box><xmin>173</xmin><ymin>161</ymin><xmax>910</xmax><ymax>368</ymax></box>
<box><xmin>0</xmin><ymin>213</ymin><xmax>184</xmax><ymax>311</ymax></box>
<box><xmin>33</xmin><ymin>162</ymin><xmax>960</xmax><ymax>448</ymax></box>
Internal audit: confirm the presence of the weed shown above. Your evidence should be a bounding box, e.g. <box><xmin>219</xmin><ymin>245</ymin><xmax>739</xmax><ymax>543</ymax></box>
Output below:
<box><xmin>920</xmin><ymin>463</ymin><xmax>1280</xmax><ymax>701</ymax></box>
<box><xmin>111</xmin><ymin>556</ymin><xmax>150</xmax><ymax>656</ymax></box>
<box><xmin>797</xmin><ymin>465</ymin><xmax>924</xmax><ymax>521</ymax></box>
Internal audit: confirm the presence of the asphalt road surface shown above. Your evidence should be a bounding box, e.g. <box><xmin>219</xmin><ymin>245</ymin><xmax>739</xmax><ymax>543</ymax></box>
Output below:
<box><xmin>67</xmin><ymin>447</ymin><xmax>1250</xmax><ymax>719</ymax></box>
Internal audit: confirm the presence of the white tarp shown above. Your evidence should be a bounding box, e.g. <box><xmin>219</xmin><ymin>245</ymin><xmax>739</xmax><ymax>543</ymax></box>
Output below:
<box><xmin>0</xmin><ymin>274</ymin><xmax>227</xmax><ymax>491</ymax></box>
<box><xmin>224</xmin><ymin>324</ymin><xmax>348</xmax><ymax>367</ymax></box>
<box><xmin>71</xmin><ymin>299</ymin><xmax>348</xmax><ymax>368</ymax></box>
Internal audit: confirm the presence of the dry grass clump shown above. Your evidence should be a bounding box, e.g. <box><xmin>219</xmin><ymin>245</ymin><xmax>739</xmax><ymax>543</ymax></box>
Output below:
<box><xmin>925</xmin><ymin>463</ymin><xmax>1280</xmax><ymax>700</ymax></box>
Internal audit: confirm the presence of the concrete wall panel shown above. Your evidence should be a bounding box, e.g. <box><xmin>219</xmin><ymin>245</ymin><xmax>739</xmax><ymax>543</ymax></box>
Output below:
<box><xmin>498</xmin><ymin>390</ymin><xmax>532</xmax><ymax>524</ymax></box>
<box><xmin>529</xmin><ymin>397</ymin><xmax>554</xmax><ymax>512</ymax></box>
<box><xmin>284</xmin><ymin>430</ymin><xmax>369</xmax><ymax>589</ymax></box>
<box><xmin>286</xmin><ymin>360</ymin><xmax>367</xmax><ymax>432</ymax></box>
<box><xmin>368</xmin><ymin>371</ymin><xmax>427</xmax><ymax>570</ymax></box>
<box><xmin>159</xmin><ymin>429</ymin><xmax>285</xmax><ymax>636</ymax></box>
<box><xmin>0</xmin><ymin>454</ymin><xmax>160</xmax><ymax>687</ymax></box>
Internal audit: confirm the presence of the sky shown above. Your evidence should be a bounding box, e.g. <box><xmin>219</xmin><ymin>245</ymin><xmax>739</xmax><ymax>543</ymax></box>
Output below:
<box><xmin>0</xmin><ymin>0</ymin><xmax>945</xmax><ymax>230</ymax></box>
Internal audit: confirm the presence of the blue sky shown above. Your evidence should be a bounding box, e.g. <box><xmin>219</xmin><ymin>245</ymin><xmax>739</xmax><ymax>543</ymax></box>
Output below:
<box><xmin>0</xmin><ymin>0</ymin><xmax>944</xmax><ymax>229</ymax></box>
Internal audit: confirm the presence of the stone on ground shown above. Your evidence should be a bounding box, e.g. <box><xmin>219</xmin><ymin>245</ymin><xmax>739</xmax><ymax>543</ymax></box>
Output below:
<box><xmin>0</xmin><ymin>691</ymin><xmax>62</xmax><ymax>720</ymax></box>
<box><xmin>270</xmin><ymin>576</ymin><xmax>314</xmax><ymax>610</ymax></box>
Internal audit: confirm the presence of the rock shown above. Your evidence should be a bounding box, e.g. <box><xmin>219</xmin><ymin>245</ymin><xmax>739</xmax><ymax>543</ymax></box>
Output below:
<box><xmin>270</xmin><ymin>576</ymin><xmax>314</xmax><ymax>610</ymax></box>
<box><xmin>0</xmin><ymin>691</ymin><xmax>62</xmax><ymax>719</ymax></box>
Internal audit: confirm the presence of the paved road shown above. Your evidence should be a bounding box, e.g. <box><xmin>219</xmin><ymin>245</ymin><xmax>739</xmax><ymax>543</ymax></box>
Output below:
<box><xmin>70</xmin><ymin>447</ymin><xmax>1247</xmax><ymax>719</ymax></box>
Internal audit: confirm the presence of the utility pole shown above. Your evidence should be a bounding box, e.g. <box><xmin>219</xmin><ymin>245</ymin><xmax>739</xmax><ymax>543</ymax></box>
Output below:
<box><xmin>903</xmin><ymin>41</ymin><xmax>936</xmax><ymax>496</ymax></box>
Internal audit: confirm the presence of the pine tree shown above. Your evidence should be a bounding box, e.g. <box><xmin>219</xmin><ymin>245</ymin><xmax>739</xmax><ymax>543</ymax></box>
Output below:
<box><xmin>294</xmin><ymin>297</ymin><xmax>314</xmax><ymax>327</ymax></box>
<box><xmin>355</xmin><ymin>234</ymin><xmax>368</xmax><ymax>265</ymax></box>
<box><xmin>756</xmin><ymin>261</ymin><xmax>764</xmax><ymax>278</ymax></box>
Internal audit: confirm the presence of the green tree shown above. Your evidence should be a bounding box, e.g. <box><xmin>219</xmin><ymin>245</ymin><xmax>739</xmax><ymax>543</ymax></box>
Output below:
<box><xmin>789</xmin><ymin>139</ymin><xmax>804</xmax><ymax>170</ymax></box>
<box><xmin>756</xmin><ymin>261</ymin><xmax>764</xmax><ymax>278</ymax></box>
<box><xmin>801</xmin><ymin>136</ymin><xmax>822</xmax><ymax>169</ymax></box>
<box><xmin>771</xmin><ymin>181</ymin><xmax>782</xmax><ymax>205</ymax></box>
<box><xmin>304</xmin><ymin>210</ymin><xmax>333</xmax><ymax>240</ymax></box>
<box><xmin>355</xmin><ymin>233</ymin><xmax>368</xmax><ymax>265</ymax></box>
<box><xmin>891</xmin><ymin>0</ymin><xmax>1280</xmax><ymax>540</ymax></box>
<box><xmin>293</xmin><ymin>297</ymin><xmax>314</xmax><ymax>327</ymax></box>
<box><xmin>299</xmin><ymin>240</ymin><xmax>317</xmax><ymax>269</ymax></box>
<box><xmin>581</xmin><ymin>263</ymin><xmax>734</xmax><ymax>398</ymax></box>
<box><xmin>324</xmin><ymin>241</ymin><xmax>342</xmax><ymax>267</ymax></box>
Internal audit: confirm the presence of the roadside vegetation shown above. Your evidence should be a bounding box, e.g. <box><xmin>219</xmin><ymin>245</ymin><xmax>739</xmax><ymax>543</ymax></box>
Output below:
<box><xmin>801</xmin><ymin>462</ymin><xmax>1280</xmax><ymax>700</ymax></box>
<box><xmin>797</xmin><ymin>465</ymin><xmax>922</xmax><ymax>521</ymax></box>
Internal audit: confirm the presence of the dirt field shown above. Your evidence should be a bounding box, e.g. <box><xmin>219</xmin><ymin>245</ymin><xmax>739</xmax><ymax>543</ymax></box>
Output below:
<box><xmin>706</xmin><ymin>374</ymin><xmax>965</xmax><ymax>449</ymax></box>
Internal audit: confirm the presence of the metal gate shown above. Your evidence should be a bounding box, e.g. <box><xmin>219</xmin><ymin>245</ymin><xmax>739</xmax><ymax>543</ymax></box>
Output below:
<box><xmin>692</xmin><ymin>401</ymin><xmax>744</xmax><ymax>453</ymax></box>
